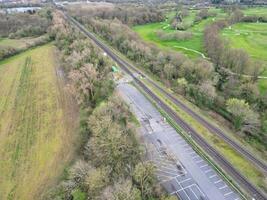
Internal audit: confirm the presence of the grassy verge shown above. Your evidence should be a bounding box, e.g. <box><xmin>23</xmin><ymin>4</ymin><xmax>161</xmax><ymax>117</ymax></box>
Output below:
<box><xmin>0</xmin><ymin>44</ymin><xmax>79</xmax><ymax>200</ymax></box>
<box><xmin>141</xmin><ymin>78</ymin><xmax>267</xmax><ymax>193</ymax></box>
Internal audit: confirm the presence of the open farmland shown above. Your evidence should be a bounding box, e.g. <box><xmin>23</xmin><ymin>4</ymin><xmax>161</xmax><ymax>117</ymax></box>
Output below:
<box><xmin>133</xmin><ymin>8</ymin><xmax>226</xmax><ymax>58</ymax></box>
<box><xmin>0</xmin><ymin>44</ymin><xmax>79</xmax><ymax>200</ymax></box>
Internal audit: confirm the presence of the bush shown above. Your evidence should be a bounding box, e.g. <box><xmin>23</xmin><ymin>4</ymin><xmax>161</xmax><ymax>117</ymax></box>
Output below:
<box><xmin>71</xmin><ymin>189</ymin><xmax>86</xmax><ymax>200</ymax></box>
<box><xmin>258</xmin><ymin>16</ymin><xmax>267</xmax><ymax>23</ymax></box>
<box><xmin>156</xmin><ymin>30</ymin><xmax>193</xmax><ymax>41</ymax></box>
<box><xmin>242</xmin><ymin>15</ymin><xmax>258</xmax><ymax>22</ymax></box>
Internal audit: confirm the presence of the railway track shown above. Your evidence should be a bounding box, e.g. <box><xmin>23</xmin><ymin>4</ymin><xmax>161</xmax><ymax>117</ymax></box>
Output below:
<box><xmin>143</xmin><ymin>74</ymin><xmax>267</xmax><ymax>173</ymax></box>
<box><xmin>64</xmin><ymin>13</ymin><xmax>267</xmax><ymax>200</ymax></box>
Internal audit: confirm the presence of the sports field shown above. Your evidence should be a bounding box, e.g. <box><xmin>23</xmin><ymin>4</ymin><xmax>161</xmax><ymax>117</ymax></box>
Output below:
<box><xmin>133</xmin><ymin>8</ymin><xmax>226</xmax><ymax>58</ymax></box>
<box><xmin>0</xmin><ymin>44</ymin><xmax>79</xmax><ymax>200</ymax></box>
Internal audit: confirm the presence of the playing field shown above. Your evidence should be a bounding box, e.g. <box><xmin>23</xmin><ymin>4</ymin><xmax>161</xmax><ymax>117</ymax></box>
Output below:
<box><xmin>0</xmin><ymin>44</ymin><xmax>79</xmax><ymax>200</ymax></box>
<box><xmin>133</xmin><ymin>9</ymin><xmax>226</xmax><ymax>58</ymax></box>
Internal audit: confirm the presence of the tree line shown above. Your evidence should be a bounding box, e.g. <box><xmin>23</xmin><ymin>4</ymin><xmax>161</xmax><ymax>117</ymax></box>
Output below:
<box><xmin>67</xmin><ymin>4</ymin><xmax>164</xmax><ymax>26</ymax></box>
<box><xmin>45</xmin><ymin>10</ymin><xmax>175</xmax><ymax>200</ymax></box>
<box><xmin>0</xmin><ymin>35</ymin><xmax>51</xmax><ymax>60</ymax></box>
<box><xmin>170</xmin><ymin>7</ymin><xmax>217</xmax><ymax>30</ymax></box>
<box><xmin>203</xmin><ymin>8</ymin><xmax>267</xmax><ymax>145</ymax></box>
<box><xmin>0</xmin><ymin>8</ymin><xmax>52</xmax><ymax>38</ymax></box>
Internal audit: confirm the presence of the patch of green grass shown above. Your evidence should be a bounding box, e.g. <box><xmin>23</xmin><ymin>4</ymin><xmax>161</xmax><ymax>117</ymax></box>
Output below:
<box><xmin>0</xmin><ymin>44</ymin><xmax>79</xmax><ymax>200</ymax></box>
<box><xmin>242</xmin><ymin>7</ymin><xmax>267</xmax><ymax>17</ymax></box>
<box><xmin>133</xmin><ymin>8</ymin><xmax>226</xmax><ymax>58</ymax></box>
<box><xmin>0</xmin><ymin>36</ymin><xmax>47</xmax><ymax>50</ymax></box>
<box><xmin>72</xmin><ymin>189</ymin><xmax>86</xmax><ymax>200</ymax></box>
<box><xmin>221</xmin><ymin>22</ymin><xmax>267</xmax><ymax>93</ymax></box>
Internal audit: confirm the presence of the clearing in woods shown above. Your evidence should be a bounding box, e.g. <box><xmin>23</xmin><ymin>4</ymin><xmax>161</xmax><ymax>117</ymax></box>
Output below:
<box><xmin>0</xmin><ymin>44</ymin><xmax>79</xmax><ymax>200</ymax></box>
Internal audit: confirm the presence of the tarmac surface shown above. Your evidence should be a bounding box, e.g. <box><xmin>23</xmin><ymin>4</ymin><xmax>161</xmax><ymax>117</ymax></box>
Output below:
<box><xmin>117</xmin><ymin>83</ymin><xmax>241</xmax><ymax>200</ymax></box>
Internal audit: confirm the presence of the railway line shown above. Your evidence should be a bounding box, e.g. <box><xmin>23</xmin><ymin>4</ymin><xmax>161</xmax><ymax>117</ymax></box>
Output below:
<box><xmin>64</xmin><ymin>12</ymin><xmax>267</xmax><ymax>200</ymax></box>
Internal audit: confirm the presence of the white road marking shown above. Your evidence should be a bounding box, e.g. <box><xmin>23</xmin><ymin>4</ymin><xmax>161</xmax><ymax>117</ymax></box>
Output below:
<box><xmin>196</xmin><ymin>159</ymin><xmax>204</xmax><ymax>163</ymax></box>
<box><xmin>224</xmin><ymin>191</ymin><xmax>233</xmax><ymax>196</ymax></box>
<box><xmin>189</xmin><ymin>186</ymin><xmax>199</xmax><ymax>200</ymax></box>
<box><xmin>204</xmin><ymin>169</ymin><xmax>212</xmax><ymax>173</ymax></box>
<box><xmin>209</xmin><ymin>174</ymin><xmax>217</xmax><ymax>178</ymax></box>
<box><xmin>170</xmin><ymin>184</ymin><xmax>196</xmax><ymax>194</ymax></box>
<box><xmin>179</xmin><ymin>178</ymin><xmax>191</xmax><ymax>184</ymax></box>
<box><xmin>219</xmin><ymin>185</ymin><xmax>227</xmax><ymax>190</ymax></box>
<box><xmin>200</xmin><ymin>164</ymin><xmax>208</xmax><ymax>168</ymax></box>
<box><xmin>214</xmin><ymin>179</ymin><xmax>222</xmax><ymax>184</ymax></box>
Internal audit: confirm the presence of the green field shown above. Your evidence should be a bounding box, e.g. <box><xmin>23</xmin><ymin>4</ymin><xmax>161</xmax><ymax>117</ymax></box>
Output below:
<box><xmin>0</xmin><ymin>44</ymin><xmax>79</xmax><ymax>200</ymax></box>
<box><xmin>221</xmin><ymin>22</ymin><xmax>267</xmax><ymax>93</ymax></box>
<box><xmin>133</xmin><ymin>9</ymin><xmax>226</xmax><ymax>58</ymax></box>
<box><xmin>134</xmin><ymin>7</ymin><xmax>267</xmax><ymax>92</ymax></box>
<box><xmin>0</xmin><ymin>36</ymin><xmax>47</xmax><ymax>50</ymax></box>
<box><xmin>242</xmin><ymin>7</ymin><xmax>267</xmax><ymax>17</ymax></box>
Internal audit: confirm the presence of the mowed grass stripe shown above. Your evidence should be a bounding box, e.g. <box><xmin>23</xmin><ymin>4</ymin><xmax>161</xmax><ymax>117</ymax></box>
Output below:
<box><xmin>0</xmin><ymin>44</ymin><xmax>79</xmax><ymax>200</ymax></box>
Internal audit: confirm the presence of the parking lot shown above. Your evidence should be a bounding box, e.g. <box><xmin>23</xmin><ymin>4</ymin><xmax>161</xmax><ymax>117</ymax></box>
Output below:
<box><xmin>118</xmin><ymin>83</ymin><xmax>241</xmax><ymax>200</ymax></box>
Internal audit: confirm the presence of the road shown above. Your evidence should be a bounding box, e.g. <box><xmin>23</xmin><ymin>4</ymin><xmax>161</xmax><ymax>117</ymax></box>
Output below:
<box><xmin>118</xmin><ymin>83</ymin><xmax>241</xmax><ymax>200</ymax></box>
<box><xmin>63</xmin><ymin>12</ymin><xmax>267</xmax><ymax>200</ymax></box>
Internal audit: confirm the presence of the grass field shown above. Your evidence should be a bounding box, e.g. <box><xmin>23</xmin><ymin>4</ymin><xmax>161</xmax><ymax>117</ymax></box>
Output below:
<box><xmin>221</xmin><ymin>22</ymin><xmax>267</xmax><ymax>93</ymax></box>
<box><xmin>242</xmin><ymin>7</ymin><xmax>267</xmax><ymax>17</ymax></box>
<box><xmin>133</xmin><ymin>9</ymin><xmax>226</xmax><ymax>58</ymax></box>
<box><xmin>134</xmin><ymin>7</ymin><xmax>267</xmax><ymax>92</ymax></box>
<box><xmin>0</xmin><ymin>44</ymin><xmax>79</xmax><ymax>200</ymax></box>
<box><xmin>0</xmin><ymin>36</ymin><xmax>47</xmax><ymax>50</ymax></box>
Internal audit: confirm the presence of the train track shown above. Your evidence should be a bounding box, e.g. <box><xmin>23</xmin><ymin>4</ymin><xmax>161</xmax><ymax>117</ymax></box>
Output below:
<box><xmin>64</xmin><ymin>12</ymin><xmax>267</xmax><ymax>200</ymax></box>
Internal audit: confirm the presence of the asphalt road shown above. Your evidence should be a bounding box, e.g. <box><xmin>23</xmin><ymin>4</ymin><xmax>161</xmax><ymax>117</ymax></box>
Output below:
<box><xmin>118</xmin><ymin>83</ymin><xmax>241</xmax><ymax>200</ymax></box>
<box><xmin>63</xmin><ymin>13</ymin><xmax>267</xmax><ymax>200</ymax></box>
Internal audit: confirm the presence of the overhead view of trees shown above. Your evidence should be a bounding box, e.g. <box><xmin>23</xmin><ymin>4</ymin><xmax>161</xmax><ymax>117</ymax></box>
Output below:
<box><xmin>43</xmin><ymin>10</ymin><xmax>173</xmax><ymax>200</ymax></box>
<box><xmin>69</xmin><ymin>5</ymin><xmax>267</xmax><ymax>149</ymax></box>
<box><xmin>1</xmin><ymin>1</ymin><xmax>267</xmax><ymax>199</ymax></box>
<box><xmin>0</xmin><ymin>8</ymin><xmax>52</xmax><ymax>38</ymax></box>
<box><xmin>67</xmin><ymin>4</ymin><xmax>164</xmax><ymax>26</ymax></box>
<box><xmin>156</xmin><ymin>30</ymin><xmax>193</xmax><ymax>41</ymax></box>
